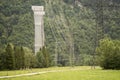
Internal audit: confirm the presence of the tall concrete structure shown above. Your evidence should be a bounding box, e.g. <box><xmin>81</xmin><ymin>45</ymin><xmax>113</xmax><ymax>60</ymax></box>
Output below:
<box><xmin>32</xmin><ymin>6</ymin><xmax>45</xmax><ymax>54</ymax></box>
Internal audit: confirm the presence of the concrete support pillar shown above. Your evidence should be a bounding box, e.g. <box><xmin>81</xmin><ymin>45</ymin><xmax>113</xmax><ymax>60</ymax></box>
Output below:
<box><xmin>32</xmin><ymin>6</ymin><xmax>45</xmax><ymax>54</ymax></box>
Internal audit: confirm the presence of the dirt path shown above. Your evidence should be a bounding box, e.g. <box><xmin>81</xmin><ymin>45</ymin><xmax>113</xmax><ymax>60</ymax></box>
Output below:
<box><xmin>0</xmin><ymin>68</ymin><xmax>85</xmax><ymax>79</ymax></box>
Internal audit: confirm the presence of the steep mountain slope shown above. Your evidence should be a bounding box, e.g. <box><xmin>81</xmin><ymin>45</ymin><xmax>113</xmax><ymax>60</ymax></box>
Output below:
<box><xmin>0</xmin><ymin>0</ymin><xmax>119</xmax><ymax>65</ymax></box>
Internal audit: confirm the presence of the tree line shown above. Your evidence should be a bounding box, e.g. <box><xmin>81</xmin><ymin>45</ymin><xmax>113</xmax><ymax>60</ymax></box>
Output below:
<box><xmin>0</xmin><ymin>43</ymin><xmax>50</xmax><ymax>70</ymax></box>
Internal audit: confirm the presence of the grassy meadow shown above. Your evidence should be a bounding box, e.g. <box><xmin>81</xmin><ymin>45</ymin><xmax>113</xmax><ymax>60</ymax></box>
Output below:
<box><xmin>0</xmin><ymin>66</ymin><xmax>120</xmax><ymax>80</ymax></box>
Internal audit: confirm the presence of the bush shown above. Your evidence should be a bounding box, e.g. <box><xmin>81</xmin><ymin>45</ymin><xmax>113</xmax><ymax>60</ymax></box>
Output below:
<box><xmin>96</xmin><ymin>38</ymin><xmax>120</xmax><ymax>69</ymax></box>
<box><xmin>36</xmin><ymin>47</ymin><xmax>50</xmax><ymax>68</ymax></box>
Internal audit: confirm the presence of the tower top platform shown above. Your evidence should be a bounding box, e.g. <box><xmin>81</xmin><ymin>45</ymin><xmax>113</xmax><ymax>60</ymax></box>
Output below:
<box><xmin>32</xmin><ymin>6</ymin><xmax>45</xmax><ymax>15</ymax></box>
<box><xmin>32</xmin><ymin>6</ymin><xmax>44</xmax><ymax>11</ymax></box>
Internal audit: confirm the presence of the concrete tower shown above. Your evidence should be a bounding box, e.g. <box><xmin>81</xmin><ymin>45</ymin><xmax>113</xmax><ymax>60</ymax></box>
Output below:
<box><xmin>32</xmin><ymin>6</ymin><xmax>45</xmax><ymax>54</ymax></box>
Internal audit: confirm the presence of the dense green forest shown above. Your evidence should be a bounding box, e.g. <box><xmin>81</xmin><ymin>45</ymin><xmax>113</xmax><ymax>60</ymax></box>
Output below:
<box><xmin>0</xmin><ymin>0</ymin><xmax>120</xmax><ymax>69</ymax></box>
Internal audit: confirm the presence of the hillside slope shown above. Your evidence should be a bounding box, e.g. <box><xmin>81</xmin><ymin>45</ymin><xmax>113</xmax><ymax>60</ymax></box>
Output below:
<box><xmin>0</xmin><ymin>0</ymin><xmax>119</xmax><ymax>65</ymax></box>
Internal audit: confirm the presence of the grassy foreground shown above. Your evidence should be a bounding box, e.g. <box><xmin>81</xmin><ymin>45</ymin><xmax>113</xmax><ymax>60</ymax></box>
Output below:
<box><xmin>0</xmin><ymin>66</ymin><xmax>91</xmax><ymax>76</ymax></box>
<box><xmin>0</xmin><ymin>66</ymin><xmax>120</xmax><ymax>80</ymax></box>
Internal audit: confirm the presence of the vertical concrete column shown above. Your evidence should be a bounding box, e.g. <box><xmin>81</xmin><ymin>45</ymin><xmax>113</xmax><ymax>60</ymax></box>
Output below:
<box><xmin>32</xmin><ymin>6</ymin><xmax>45</xmax><ymax>54</ymax></box>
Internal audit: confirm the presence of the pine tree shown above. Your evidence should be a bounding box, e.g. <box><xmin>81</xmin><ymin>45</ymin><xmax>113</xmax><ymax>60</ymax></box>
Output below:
<box><xmin>14</xmin><ymin>46</ymin><xmax>25</xmax><ymax>69</ymax></box>
<box><xmin>20</xmin><ymin>47</ymin><xmax>25</xmax><ymax>69</ymax></box>
<box><xmin>42</xmin><ymin>47</ymin><xmax>49</xmax><ymax>67</ymax></box>
<box><xmin>36</xmin><ymin>47</ymin><xmax>50</xmax><ymax>68</ymax></box>
<box><xmin>36</xmin><ymin>49</ymin><xmax>45</xmax><ymax>68</ymax></box>
<box><xmin>24</xmin><ymin>47</ymin><xmax>35</xmax><ymax>68</ymax></box>
<box><xmin>14</xmin><ymin>46</ymin><xmax>21</xmax><ymax>69</ymax></box>
<box><xmin>5</xmin><ymin>43</ymin><xmax>15</xmax><ymax>70</ymax></box>
<box><xmin>0</xmin><ymin>51</ymin><xmax>6</xmax><ymax>70</ymax></box>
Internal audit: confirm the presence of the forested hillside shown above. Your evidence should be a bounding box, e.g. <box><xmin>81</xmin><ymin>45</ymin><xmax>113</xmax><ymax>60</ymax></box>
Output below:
<box><xmin>0</xmin><ymin>0</ymin><xmax>120</xmax><ymax>66</ymax></box>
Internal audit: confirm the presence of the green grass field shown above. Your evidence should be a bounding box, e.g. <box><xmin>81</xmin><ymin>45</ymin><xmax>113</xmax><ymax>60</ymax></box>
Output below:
<box><xmin>0</xmin><ymin>66</ymin><xmax>91</xmax><ymax>76</ymax></box>
<box><xmin>0</xmin><ymin>66</ymin><xmax>120</xmax><ymax>80</ymax></box>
